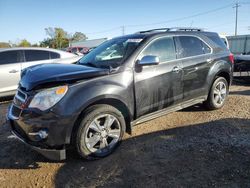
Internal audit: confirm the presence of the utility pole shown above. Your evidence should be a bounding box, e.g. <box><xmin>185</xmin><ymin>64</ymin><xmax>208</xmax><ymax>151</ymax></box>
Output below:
<box><xmin>233</xmin><ymin>2</ymin><xmax>240</xmax><ymax>36</ymax></box>
<box><xmin>121</xmin><ymin>26</ymin><xmax>125</xmax><ymax>35</ymax></box>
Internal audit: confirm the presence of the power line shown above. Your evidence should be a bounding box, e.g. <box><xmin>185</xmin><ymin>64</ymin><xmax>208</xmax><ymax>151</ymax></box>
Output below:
<box><xmin>84</xmin><ymin>2</ymin><xmax>248</xmax><ymax>36</ymax></box>
<box><xmin>125</xmin><ymin>3</ymin><xmax>233</xmax><ymax>28</ymax></box>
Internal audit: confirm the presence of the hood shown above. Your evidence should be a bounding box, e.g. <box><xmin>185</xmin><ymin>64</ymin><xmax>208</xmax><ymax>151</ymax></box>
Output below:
<box><xmin>20</xmin><ymin>63</ymin><xmax>110</xmax><ymax>91</ymax></box>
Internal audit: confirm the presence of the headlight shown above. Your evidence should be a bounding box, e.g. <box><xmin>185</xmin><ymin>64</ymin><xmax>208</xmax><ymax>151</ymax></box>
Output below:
<box><xmin>29</xmin><ymin>85</ymin><xmax>68</xmax><ymax>111</ymax></box>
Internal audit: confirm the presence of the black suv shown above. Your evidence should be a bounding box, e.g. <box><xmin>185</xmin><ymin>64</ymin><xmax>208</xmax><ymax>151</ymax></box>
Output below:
<box><xmin>7</xmin><ymin>28</ymin><xmax>234</xmax><ymax>160</ymax></box>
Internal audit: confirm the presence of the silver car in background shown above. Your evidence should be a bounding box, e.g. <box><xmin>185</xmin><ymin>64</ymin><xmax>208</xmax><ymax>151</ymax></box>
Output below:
<box><xmin>0</xmin><ymin>47</ymin><xmax>82</xmax><ymax>97</ymax></box>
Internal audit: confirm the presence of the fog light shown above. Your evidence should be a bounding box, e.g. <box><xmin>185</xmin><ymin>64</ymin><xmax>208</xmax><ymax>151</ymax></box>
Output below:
<box><xmin>29</xmin><ymin>130</ymin><xmax>48</xmax><ymax>140</ymax></box>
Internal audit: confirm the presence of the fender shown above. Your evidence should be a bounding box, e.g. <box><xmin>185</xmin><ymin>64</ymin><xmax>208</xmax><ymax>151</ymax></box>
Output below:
<box><xmin>206</xmin><ymin>56</ymin><xmax>233</xmax><ymax>95</ymax></box>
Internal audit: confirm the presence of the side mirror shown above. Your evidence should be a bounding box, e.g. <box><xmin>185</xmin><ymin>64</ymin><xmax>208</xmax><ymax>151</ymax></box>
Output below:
<box><xmin>138</xmin><ymin>55</ymin><xmax>160</xmax><ymax>66</ymax></box>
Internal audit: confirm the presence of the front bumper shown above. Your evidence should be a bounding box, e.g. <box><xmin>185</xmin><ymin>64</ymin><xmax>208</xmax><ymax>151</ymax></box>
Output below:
<box><xmin>7</xmin><ymin>104</ymin><xmax>77</xmax><ymax>160</ymax></box>
<box><xmin>11</xmin><ymin>128</ymin><xmax>66</xmax><ymax>161</ymax></box>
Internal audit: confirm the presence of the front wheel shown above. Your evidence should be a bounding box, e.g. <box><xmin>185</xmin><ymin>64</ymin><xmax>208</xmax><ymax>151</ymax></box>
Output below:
<box><xmin>204</xmin><ymin>77</ymin><xmax>229</xmax><ymax>110</ymax></box>
<box><xmin>75</xmin><ymin>104</ymin><xmax>126</xmax><ymax>160</ymax></box>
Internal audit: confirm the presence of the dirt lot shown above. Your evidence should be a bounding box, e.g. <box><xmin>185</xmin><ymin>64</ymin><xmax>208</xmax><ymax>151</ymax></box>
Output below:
<box><xmin>0</xmin><ymin>83</ymin><xmax>250</xmax><ymax>188</ymax></box>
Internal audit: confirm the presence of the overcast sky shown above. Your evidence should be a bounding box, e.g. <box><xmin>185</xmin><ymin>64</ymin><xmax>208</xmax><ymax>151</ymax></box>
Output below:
<box><xmin>0</xmin><ymin>0</ymin><xmax>249</xmax><ymax>44</ymax></box>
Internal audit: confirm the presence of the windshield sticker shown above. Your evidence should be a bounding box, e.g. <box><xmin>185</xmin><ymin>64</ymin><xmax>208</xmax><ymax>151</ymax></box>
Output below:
<box><xmin>126</xmin><ymin>39</ymin><xmax>143</xmax><ymax>43</ymax></box>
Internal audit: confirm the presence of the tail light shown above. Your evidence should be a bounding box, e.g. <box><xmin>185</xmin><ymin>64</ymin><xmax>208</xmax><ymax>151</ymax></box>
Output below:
<box><xmin>229</xmin><ymin>53</ymin><xmax>234</xmax><ymax>64</ymax></box>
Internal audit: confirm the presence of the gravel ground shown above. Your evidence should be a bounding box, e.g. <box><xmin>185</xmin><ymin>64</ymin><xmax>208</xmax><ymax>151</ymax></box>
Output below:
<box><xmin>0</xmin><ymin>84</ymin><xmax>250</xmax><ymax>188</ymax></box>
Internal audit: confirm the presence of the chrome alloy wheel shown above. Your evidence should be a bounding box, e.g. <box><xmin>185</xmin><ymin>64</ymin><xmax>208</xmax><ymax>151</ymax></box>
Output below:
<box><xmin>213</xmin><ymin>81</ymin><xmax>227</xmax><ymax>105</ymax></box>
<box><xmin>83</xmin><ymin>114</ymin><xmax>121</xmax><ymax>154</ymax></box>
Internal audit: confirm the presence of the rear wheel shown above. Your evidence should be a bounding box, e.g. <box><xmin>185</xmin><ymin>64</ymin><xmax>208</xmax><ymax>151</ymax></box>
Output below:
<box><xmin>205</xmin><ymin>77</ymin><xmax>229</xmax><ymax>110</ymax></box>
<box><xmin>75</xmin><ymin>104</ymin><xmax>126</xmax><ymax>160</ymax></box>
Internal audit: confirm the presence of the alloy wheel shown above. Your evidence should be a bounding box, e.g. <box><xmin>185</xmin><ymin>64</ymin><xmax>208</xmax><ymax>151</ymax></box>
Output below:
<box><xmin>213</xmin><ymin>81</ymin><xmax>227</xmax><ymax>105</ymax></box>
<box><xmin>83</xmin><ymin>114</ymin><xmax>121</xmax><ymax>155</ymax></box>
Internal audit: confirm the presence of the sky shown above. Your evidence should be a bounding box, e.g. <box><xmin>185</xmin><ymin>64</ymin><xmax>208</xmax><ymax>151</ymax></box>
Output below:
<box><xmin>0</xmin><ymin>0</ymin><xmax>249</xmax><ymax>44</ymax></box>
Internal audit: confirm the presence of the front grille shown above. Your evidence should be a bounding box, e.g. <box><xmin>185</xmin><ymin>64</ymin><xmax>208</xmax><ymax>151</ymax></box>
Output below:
<box><xmin>14</xmin><ymin>89</ymin><xmax>27</xmax><ymax>107</ymax></box>
<box><xmin>11</xmin><ymin>105</ymin><xmax>22</xmax><ymax>118</ymax></box>
<box><xmin>11</xmin><ymin>89</ymin><xmax>29</xmax><ymax>119</ymax></box>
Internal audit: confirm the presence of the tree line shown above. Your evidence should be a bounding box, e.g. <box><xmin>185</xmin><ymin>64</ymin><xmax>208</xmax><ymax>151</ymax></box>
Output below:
<box><xmin>0</xmin><ymin>27</ymin><xmax>87</xmax><ymax>49</ymax></box>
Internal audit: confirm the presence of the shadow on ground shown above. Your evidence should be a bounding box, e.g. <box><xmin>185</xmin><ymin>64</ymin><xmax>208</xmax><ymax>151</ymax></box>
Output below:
<box><xmin>53</xmin><ymin>118</ymin><xmax>250</xmax><ymax>187</ymax></box>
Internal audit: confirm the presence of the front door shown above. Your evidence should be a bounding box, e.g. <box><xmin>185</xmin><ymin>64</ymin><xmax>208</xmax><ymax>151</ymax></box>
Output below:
<box><xmin>134</xmin><ymin>36</ymin><xmax>183</xmax><ymax>117</ymax></box>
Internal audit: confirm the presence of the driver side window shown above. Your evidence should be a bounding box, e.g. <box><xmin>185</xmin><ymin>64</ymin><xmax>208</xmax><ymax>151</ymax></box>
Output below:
<box><xmin>140</xmin><ymin>37</ymin><xmax>176</xmax><ymax>62</ymax></box>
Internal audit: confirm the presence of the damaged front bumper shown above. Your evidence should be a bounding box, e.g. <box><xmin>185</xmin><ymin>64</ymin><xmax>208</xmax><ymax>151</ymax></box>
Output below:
<box><xmin>11</xmin><ymin>128</ymin><xmax>66</xmax><ymax>161</ymax></box>
<box><xmin>6</xmin><ymin>104</ymin><xmax>75</xmax><ymax>161</ymax></box>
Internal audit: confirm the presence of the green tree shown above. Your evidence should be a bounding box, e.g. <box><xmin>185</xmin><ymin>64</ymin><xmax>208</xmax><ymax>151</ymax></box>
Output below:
<box><xmin>45</xmin><ymin>27</ymin><xmax>69</xmax><ymax>48</ymax></box>
<box><xmin>18</xmin><ymin>39</ymin><xmax>31</xmax><ymax>47</ymax></box>
<box><xmin>71</xmin><ymin>32</ymin><xmax>87</xmax><ymax>42</ymax></box>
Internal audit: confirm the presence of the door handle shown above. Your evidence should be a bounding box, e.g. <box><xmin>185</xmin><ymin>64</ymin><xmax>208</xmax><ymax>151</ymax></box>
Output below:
<box><xmin>9</xmin><ymin>69</ymin><xmax>19</xmax><ymax>73</ymax></box>
<box><xmin>172</xmin><ymin>66</ymin><xmax>182</xmax><ymax>73</ymax></box>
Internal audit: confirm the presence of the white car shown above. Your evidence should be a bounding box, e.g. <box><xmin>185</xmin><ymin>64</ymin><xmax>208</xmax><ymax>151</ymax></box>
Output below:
<box><xmin>0</xmin><ymin>47</ymin><xmax>82</xmax><ymax>97</ymax></box>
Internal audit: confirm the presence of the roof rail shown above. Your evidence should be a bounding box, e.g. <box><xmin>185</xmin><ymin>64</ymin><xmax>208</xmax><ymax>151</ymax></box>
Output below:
<box><xmin>170</xmin><ymin>27</ymin><xmax>204</xmax><ymax>31</ymax></box>
<box><xmin>136</xmin><ymin>27</ymin><xmax>204</xmax><ymax>34</ymax></box>
<box><xmin>136</xmin><ymin>28</ymin><xmax>171</xmax><ymax>34</ymax></box>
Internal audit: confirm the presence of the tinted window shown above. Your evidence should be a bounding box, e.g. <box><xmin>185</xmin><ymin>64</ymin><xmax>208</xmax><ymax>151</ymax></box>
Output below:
<box><xmin>141</xmin><ymin>37</ymin><xmax>176</xmax><ymax>62</ymax></box>
<box><xmin>208</xmin><ymin>35</ymin><xmax>227</xmax><ymax>49</ymax></box>
<box><xmin>202</xmin><ymin>42</ymin><xmax>212</xmax><ymax>54</ymax></box>
<box><xmin>178</xmin><ymin>36</ymin><xmax>207</xmax><ymax>58</ymax></box>
<box><xmin>25</xmin><ymin>50</ymin><xmax>50</xmax><ymax>62</ymax></box>
<box><xmin>0</xmin><ymin>51</ymin><xmax>19</xmax><ymax>65</ymax></box>
<box><xmin>50</xmin><ymin>52</ymin><xmax>60</xmax><ymax>59</ymax></box>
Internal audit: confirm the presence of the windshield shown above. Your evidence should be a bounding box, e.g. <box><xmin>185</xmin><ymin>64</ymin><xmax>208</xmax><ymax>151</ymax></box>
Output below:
<box><xmin>78</xmin><ymin>37</ymin><xmax>144</xmax><ymax>68</ymax></box>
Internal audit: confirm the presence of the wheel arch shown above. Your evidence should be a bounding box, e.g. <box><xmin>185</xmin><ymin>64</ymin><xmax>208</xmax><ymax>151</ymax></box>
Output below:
<box><xmin>70</xmin><ymin>97</ymin><xmax>133</xmax><ymax>144</ymax></box>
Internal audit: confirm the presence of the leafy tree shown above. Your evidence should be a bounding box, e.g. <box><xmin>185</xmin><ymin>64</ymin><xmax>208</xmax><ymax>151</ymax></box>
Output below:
<box><xmin>45</xmin><ymin>27</ymin><xmax>69</xmax><ymax>48</ymax></box>
<box><xmin>71</xmin><ymin>32</ymin><xmax>87</xmax><ymax>42</ymax></box>
<box><xmin>0</xmin><ymin>42</ymin><xmax>11</xmax><ymax>48</ymax></box>
<box><xmin>18</xmin><ymin>39</ymin><xmax>31</xmax><ymax>47</ymax></box>
<box><xmin>43</xmin><ymin>27</ymin><xmax>88</xmax><ymax>48</ymax></box>
<box><xmin>40</xmin><ymin>38</ymin><xmax>54</xmax><ymax>48</ymax></box>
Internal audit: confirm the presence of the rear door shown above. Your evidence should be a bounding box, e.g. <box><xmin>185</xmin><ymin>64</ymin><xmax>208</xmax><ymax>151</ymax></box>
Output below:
<box><xmin>134</xmin><ymin>36</ymin><xmax>183</xmax><ymax>117</ymax></box>
<box><xmin>0</xmin><ymin>50</ymin><xmax>22</xmax><ymax>94</ymax></box>
<box><xmin>175</xmin><ymin>36</ymin><xmax>212</xmax><ymax>101</ymax></box>
<box><xmin>22</xmin><ymin>50</ymin><xmax>52</xmax><ymax>69</ymax></box>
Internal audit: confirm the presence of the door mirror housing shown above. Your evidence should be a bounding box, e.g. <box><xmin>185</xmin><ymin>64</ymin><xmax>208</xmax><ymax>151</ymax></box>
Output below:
<box><xmin>138</xmin><ymin>55</ymin><xmax>160</xmax><ymax>66</ymax></box>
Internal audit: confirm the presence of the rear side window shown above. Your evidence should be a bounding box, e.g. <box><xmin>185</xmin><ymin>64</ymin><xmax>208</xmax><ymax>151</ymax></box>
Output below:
<box><xmin>141</xmin><ymin>37</ymin><xmax>176</xmax><ymax>62</ymax></box>
<box><xmin>178</xmin><ymin>36</ymin><xmax>207</xmax><ymax>58</ymax></box>
<box><xmin>24</xmin><ymin>50</ymin><xmax>50</xmax><ymax>62</ymax></box>
<box><xmin>0</xmin><ymin>50</ymin><xmax>19</xmax><ymax>65</ymax></box>
<box><xmin>208</xmin><ymin>35</ymin><xmax>227</xmax><ymax>49</ymax></box>
<box><xmin>50</xmin><ymin>52</ymin><xmax>60</xmax><ymax>59</ymax></box>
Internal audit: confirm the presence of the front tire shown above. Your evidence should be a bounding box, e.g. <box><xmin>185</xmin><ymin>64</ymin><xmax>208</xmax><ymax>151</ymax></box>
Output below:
<box><xmin>75</xmin><ymin>104</ymin><xmax>126</xmax><ymax>160</ymax></box>
<box><xmin>205</xmin><ymin>77</ymin><xmax>229</xmax><ymax>110</ymax></box>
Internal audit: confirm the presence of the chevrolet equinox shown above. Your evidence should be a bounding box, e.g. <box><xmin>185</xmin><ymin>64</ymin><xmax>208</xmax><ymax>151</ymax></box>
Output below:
<box><xmin>7</xmin><ymin>28</ymin><xmax>234</xmax><ymax>160</ymax></box>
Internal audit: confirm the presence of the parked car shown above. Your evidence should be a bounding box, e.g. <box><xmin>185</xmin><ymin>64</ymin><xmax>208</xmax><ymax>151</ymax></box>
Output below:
<box><xmin>234</xmin><ymin>54</ymin><xmax>250</xmax><ymax>72</ymax></box>
<box><xmin>0</xmin><ymin>47</ymin><xmax>81</xmax><ymax>97</ymax></box>
<box><xmin>7</xmin><ymin>28</ymin><xmax>233</xmax><ymax>160</ymax></box>
<box><xmin>67</xmin><ymin>46</ymin><xmax>89</xmax><ymax>55</ymax></box>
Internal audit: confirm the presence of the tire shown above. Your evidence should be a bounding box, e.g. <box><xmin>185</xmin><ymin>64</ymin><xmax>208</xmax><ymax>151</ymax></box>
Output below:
<box><xmin>75</xmin><ymin>104</ymin><xmax>126</xmax><ymax>160</ymax></box>
<box><xmin>204</xmin><ymin>77</ymin><xmax>229</xmax><ymax>110</ymax></box>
